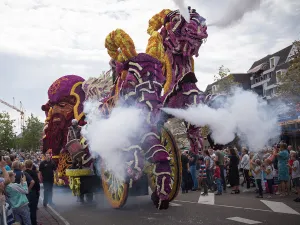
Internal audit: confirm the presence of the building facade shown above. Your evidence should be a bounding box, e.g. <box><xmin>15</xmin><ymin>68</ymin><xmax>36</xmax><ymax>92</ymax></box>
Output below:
<box><xmin>204</xmin><ymin>43</ymin><xmax>299</xmax><ymax>149</ymax></box>
<box><xmin>247</xmin><ymin>44</ymin><xmax>299</xmax><ymax>149</ymax></box>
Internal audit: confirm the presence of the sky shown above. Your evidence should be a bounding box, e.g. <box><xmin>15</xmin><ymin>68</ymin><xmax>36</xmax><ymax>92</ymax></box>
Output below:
<box><xmin>0</xmin><ymin>0</ymin><xmax>299</xmax><ymax>134</ymax></box>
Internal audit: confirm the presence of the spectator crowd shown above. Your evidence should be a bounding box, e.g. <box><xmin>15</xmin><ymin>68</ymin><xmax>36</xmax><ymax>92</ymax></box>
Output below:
<box><xmin>181</xmin><ymin>143</ymin><xmax>300</xmax><ymax>202</ymax></box>
<box><xmin>0</xmin><ymin>151</ymin><xmax>56</xmax><ymax>225</ymax></box>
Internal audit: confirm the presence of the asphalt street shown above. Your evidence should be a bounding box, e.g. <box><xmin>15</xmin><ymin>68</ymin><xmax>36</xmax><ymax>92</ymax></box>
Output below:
<box><xmin>47</xmin><ymin>186</ymin><xmax>300</xmax><ymax>225</ymax></box>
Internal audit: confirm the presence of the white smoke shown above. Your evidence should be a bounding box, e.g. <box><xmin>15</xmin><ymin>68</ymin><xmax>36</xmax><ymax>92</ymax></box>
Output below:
<box><xmin>162</xmin><ymin>88</ymin><xmax>288</xmax><ymax>152</ymax></box>
<box><xmin>171</xmin><ymin>0</ymin><xmax>190</xmax><ymax>23</ymax></box>
<box><xmin>81</xmin><ymin>100</ymin><xmax>144</xmax><ymax>181</ymax></box>
<box><xmin>209</xmin><ymin>0</ymin><xmax>263</xmax><ymax>28</ymax></box>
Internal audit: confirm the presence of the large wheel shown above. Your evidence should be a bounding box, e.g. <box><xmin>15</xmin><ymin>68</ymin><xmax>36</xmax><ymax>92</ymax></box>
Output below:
<box><xmin>146</xmin><ymin>126</ymin><xmax>182</xmax><ymax>202</ymax></box>
<box><xmin>101</xmin><ymin>163</ymin><xmax>129</xmax><ymax>209</ymax></box>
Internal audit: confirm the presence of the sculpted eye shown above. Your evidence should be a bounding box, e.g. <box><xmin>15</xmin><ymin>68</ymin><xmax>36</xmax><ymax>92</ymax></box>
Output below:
<box><xmin>172</xmin><ymin>16</ymin><xmax>180</xmax><ymax>22</ymax></box>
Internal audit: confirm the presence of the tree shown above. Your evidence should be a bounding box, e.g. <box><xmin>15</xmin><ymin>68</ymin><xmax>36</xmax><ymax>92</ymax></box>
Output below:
<box><xmin>213</xmin><ymin>65</ymin><xmax>239</xmax><ymax>94</ymax></box>
<box><xmin>277</xmin><ymin>40</ymin><xmax>300</xmax><ymax>99</ymax></box>
<box><xmin>18</xmin><ymin>114</ymin><xmax>44</xmax><ymax>151</ymax></box>
<box><xmin>0</xmin><ymin>112</ymin><xmax>16</xmax><ymax>150</ymax></box>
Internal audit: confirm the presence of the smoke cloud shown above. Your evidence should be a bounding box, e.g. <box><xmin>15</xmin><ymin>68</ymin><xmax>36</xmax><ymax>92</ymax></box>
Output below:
<box><xmin>162</xmin><ymin>88</ymin><xmax>288</xmax><ymax>152</ymax></box>
<box><xmin>171</xmin><ymin>0</ymin><xmax>190</xmax><ymax>23</ymax></box>
<box><xmin>209</xmin><ymin>0</ymin><xmax>263</xmax><ymax>28</ymax></box>
<box><xmin>81</xmin><ymin>100</ymin><xmax>144</xmax><ymax>181</ymax></box>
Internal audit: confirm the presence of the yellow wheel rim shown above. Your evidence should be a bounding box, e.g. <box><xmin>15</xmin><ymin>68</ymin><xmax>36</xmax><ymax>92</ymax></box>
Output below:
<box><xmin>101</xmin><ymin>164</ymin><xmax>129</xmax><ymax>209</ymax></box>
<box><xmin>146</xmin><ymin>126</ymin><xmax>182</xmax><ymax>201</ymax></box>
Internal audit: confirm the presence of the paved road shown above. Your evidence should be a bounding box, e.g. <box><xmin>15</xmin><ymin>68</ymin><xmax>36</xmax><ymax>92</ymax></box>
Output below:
<box><xmin>49</xmin><ymin>187</ymin><xmax>300</xmax><ymax>225</ymax></box>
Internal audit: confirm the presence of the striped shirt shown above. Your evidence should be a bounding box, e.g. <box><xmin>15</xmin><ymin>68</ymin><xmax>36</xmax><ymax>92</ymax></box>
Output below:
<box><xmin>199</xmin><ymin>164</ymin><xmax>207</xmax><ymax>178</ymax></box>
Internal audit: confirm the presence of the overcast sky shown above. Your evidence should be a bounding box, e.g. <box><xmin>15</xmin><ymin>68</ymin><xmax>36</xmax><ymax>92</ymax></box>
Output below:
<box><xmin>0</xmin><ymin>0</ymin><xmax>299</xmax><ymax>133</ymax></box>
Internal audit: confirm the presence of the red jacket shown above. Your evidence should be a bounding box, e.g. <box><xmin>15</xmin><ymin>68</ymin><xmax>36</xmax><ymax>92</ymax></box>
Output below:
<box><xmin>214</xmin><ymin>166</ymin><xmax>221</xmax><ymax>178</ymax></box>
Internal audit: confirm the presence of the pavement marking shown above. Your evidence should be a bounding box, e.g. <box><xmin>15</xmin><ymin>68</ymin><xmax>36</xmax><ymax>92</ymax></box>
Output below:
<box><xmin>39</xmin><ymin>198</ymin><xmax>71</xmax><ymax>225</ymax></box>
<box><xmin>260</xmin><ymin>200</ymin><xmax>300</xmax><ymax>215</ymax></box>
<box><xmin>227</xmin><ymin>217</ymin><xmax>262</xmax><ymax>224</ymax></box>
<box><xmin>174</xmin><ymin>200</ymin><xmax>272</xmax><ymax>212</ymax></box>
<box><xmin>169</xmin><ymin>202</ymin><xmax>182</xmax><ymax>207</ymax></box>
<box><xmin>197</xmin><ymin>193</ymin><xmax>215</xmax><ymax>205</ymax></box>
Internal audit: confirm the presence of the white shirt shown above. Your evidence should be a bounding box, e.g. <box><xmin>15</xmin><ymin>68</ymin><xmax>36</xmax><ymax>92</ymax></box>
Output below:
<box><xmin>240</xmin><ymin>154</ymin><xmax>250</xmax><ymax>170</ymax></box>
<box><xmin>265</xmin><ymin>165</ymin><xmax>273</xmax><ymax>180</ymax></box>
<box><xmin>253</xmin><ymin>166</ymin><xmax>262</xmax><ymax>180</ymax></box>
<box><xmin>292</xmin><ymin>160</ymin><xmax>300</xmax><ymax>179</ymax></box>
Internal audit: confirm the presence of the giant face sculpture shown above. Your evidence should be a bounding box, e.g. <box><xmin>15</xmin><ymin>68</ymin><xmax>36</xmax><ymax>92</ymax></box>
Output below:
<box><xmin>160</xmin><ymin>8</ymin><xmax>208</xmax><ymax>57</ymax></box>
<box><xmin>42</xmin><ymin>75</ymin><xmax>86</xmax><ymax>157</ymax></box>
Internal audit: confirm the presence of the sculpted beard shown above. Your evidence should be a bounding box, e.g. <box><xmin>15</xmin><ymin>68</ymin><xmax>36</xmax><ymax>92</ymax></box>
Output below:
<box><xmin>44</xmin><ymin>113</ymin><xmax>69</xmax><ymax>154</ymax></box>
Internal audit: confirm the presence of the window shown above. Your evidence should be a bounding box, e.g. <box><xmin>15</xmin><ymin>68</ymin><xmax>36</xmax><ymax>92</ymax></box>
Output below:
<box><xmin>270</xmin><ymin>57</ymin><xmax>275</xmax><ymax>68</ymax></box>
<box><xmin>276</xmin><ymin>70</ymin><xmax>282</xmax><ymax>83</ymax></box>
<box><xmin>212</xmin><ymin>85</ymin><xmax>218</xmax><ymax>94</ymax></box>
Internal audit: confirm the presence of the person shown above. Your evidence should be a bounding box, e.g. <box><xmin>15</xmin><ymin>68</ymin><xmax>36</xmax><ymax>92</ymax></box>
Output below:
<box><xmin>12</xmin><ymin>161</ymin><xmax>34</xmax><ymax>189</ymax></box>
<box><xmin>275</xmin><ymin>143</ymin><xmax>289</xmax><ymax>196</ymax></box>
<box><xmin>228</xmin><ymin>148</ymin><xmax>240</xmax><ymax>194</ymax></box>
<box><xmin>6</xmin><ymin>171</ymin><xmax>31</xmax><ymax>225</ymax></box>
<box><xmin>25</xmin><ymin>160</ymin><xmax>40</xmax><ymax>225</ymax></box>
<box><xmin>289</xmin><ymin>152</ymin><xmax>300</xmax><ymax>202</ymax></box>
<box><xmin>67</xmin><ymin>119</ymin><xmax>84</xmax><ymax>169</ymax></box>
<box><xmin>181</xmin><ymin>151</ymin><xmax>189</xmax><ymax>194</ymax></box>
<box><xmin>198</xmin><ymin>157</ymin><xmax>208</xmax><ymax>196</ymax></box>
<box><xmin>215</xmin><ymin>149</ymin><xmax>226</xmax><ymax>192</ymax></box>
<box><xmin>189</xmin><ymin>152</ymin><xmax>198</xmax><ymax>191</ymax></box>
<box><xmin>264</xmin><ymin>159</ymin><xmax>273</xmax><ymax>198</ymax></box>
<box><xmin>39</xmin><ymin>153</ymin><xmax>57</xmax><ymax>207</ymax></box>
<box><xmin>240</xmin><ymin>148</ymin><xmax>250</xmax><ymax>190</ymax></box>
<box><xmin>214</xmin><ymin>161</ymin><xmax>222</xmax><ymax>195</ymax></box>
<box><xmin>203</xmin><ymin>150</ymin><xmax>214</xmax><ymax>191</ymax></box>
<box><xmin>253</xmin><ymin>159</ymin><xmax>263</xmax><ymax>198</ymax></box>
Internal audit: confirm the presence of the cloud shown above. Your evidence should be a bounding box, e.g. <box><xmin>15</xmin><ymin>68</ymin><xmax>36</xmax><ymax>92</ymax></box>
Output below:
<box><xmin>0</xmin><ymin>0</ymin><xmax>299</xmax><ymax>133</ymax></box>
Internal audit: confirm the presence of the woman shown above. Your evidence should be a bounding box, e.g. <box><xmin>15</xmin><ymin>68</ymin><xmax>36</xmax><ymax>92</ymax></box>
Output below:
<box><xmin>275</xmin><ymin>143</ymin><xmax>289</xmax><ymax>196</ymax></box>
<box><xmin>228</xmin><ymin>148</ymin><xmax>240</xmax><ymax>194</ymax></box>
<box><xmin>5</xmin><ymin>171</ymin><xmax>31</xmax><ymax>225</ymax></box>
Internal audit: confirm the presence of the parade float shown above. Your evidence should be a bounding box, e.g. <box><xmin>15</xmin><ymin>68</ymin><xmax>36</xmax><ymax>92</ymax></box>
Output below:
<box><xmin>41</xmin><ymin>75</ymin><xmax>101</xmax><ymax>202</ymax></box>
<box><xmin>41</xmin><ymin>6</ymin><xmax>222</xmax><ymax>209</ymax></box>
<box><xmin>94</xmin><ymin>6</ymin><xmax>210</xmax><ymax>209</ymax></box>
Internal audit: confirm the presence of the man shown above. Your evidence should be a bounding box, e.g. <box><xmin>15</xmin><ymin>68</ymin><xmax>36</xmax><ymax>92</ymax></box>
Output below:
<box><xmin>181</xmin><ymin>151</ymin><xmax>189</xmax><ymax>193</ymax></box>
<box><xmin>67</xmin><ymin>119</ymin><xmax>83</xmax><ymax>169</ymax></box>
<box><xmin>25</xmin><ymin>160</ymin><xmax>40</xmax><ymax>225</ymax></box>
<box><xmin>215</xmin><ymin>149</ymin><xmax>226</xmax><ymax>192</ymax></box>
<box><xmin>240</xmin><ymin>148</ymin><xmax>250</xmax><ymax>190</ymax></box>
<box><xmin>39</xmin><ymin>153</ymin><xmax>57</xmax><ymax>207</ymax></box>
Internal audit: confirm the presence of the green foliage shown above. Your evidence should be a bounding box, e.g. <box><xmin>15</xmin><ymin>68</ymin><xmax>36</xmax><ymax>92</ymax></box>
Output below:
<box><xmin>17</xmin><ymin>114</ymin><xmax>44</xmax><ymax>151</ymax></box>
<box><xmin>213</xmin><ymin>65</ymin><xmax>239</xmax><ymax>94</ymax></box>
<box><xmin>277</xmin><ymin>40</ymin><xmax>300</xmax><ymax>98</ymax></box>
<box><xmin>0</xmin><ymin>112</ymin><xmax>16</xmax><ymax>150</ymax></box>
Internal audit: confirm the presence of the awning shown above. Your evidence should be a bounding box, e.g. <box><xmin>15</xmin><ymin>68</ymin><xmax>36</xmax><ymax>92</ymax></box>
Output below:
<box><xmin>279</xmin><ymin>119</ymin><xmax>300</xmax><ymax>126</ymax></box>
<box><xmin>248</xmin><ymin>63</ymin><xmax>268</xmax><ymax>73</ymax></box>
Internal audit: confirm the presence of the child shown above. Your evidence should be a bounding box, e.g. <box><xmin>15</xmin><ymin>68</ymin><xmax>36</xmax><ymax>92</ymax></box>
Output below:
<box><xmin>264</xmin><ymin>159</ymin><xmax>274</xmax><ymax>198</ymax></box>
<box><xmin>6</xmin><ymin>171</ymin><xmax>32</xmax><ymax>225</ymax></box>
<box><xmin>198</xmin><ymin>157</ymin><xmax>208</xmax><ymax>196</ymax></box>
<box><xmin>289</xmin><ymin>152</ymin><xmax>300</xmax><ymax>202</ymax></box>
<box><xmin>214</xmin><ymin>161</ymin><xmax>222</xmax><ymax>195</ymax></box>
<box><xmin>254</xmin><ymin>159</ymin><xmax>263</xmax><ymax>198</ymax></box>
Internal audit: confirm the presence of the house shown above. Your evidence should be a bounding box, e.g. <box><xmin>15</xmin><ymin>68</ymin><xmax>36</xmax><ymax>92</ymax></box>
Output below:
<box><xmin>248</xmin><ymin>44</ymin><xmax>300</xmax><ymax>148</ymax></box>
<box><xmin>247</xmin><ymin>44</ymin><xmax>295</xmax><ymax>100</ymax></box>
<box><xmin>205</xmin><ymin>73</ymin><xmax>251</xmax><ymax>95</ymax></box>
